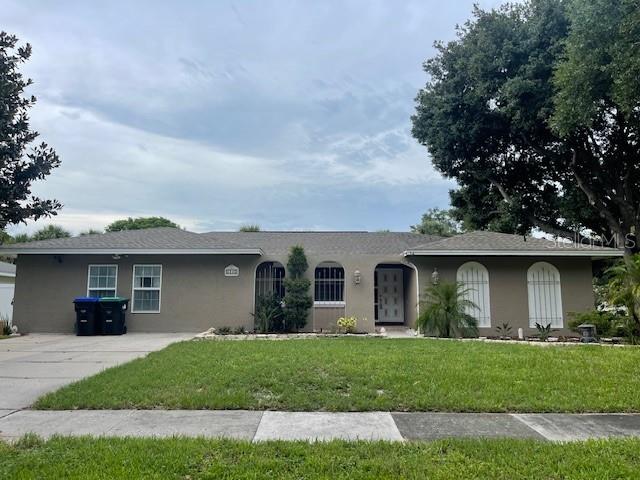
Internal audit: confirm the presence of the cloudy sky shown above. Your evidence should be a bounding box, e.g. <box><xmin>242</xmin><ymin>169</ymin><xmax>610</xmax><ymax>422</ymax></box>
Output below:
<box><xmin>5</xmin><ymin>0</ymin><xmax>502</xmax><ymax>234</ymax></box>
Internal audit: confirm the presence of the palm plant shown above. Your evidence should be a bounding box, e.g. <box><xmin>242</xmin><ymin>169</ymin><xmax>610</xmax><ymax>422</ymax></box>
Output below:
<box><xmin>606</xmin><ymin>255</ymin><xmax>640</xmax><ymax>342</ymax></box>
<box><xmin>417</xmin><ymin>281</ymin><xmax>479</xmax><ymax>338</ymax></box>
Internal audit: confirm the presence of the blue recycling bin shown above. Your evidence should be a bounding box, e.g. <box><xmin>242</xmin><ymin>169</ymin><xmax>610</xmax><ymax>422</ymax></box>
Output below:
<box><xmin>73</xmin><ymin>297</ymin><xmax>100</xmax><ymax>336</ymax></box>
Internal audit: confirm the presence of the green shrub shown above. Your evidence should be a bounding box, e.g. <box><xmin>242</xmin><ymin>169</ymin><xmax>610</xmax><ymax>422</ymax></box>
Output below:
<box><xmin>417</xmin><ymin>281</ymin><xmax>479</xmax><ymax>338</ymax></box>
<box><xmin>233</xmin><ymin>326</ymin><xmax>247</xmax><ymax>335</ymax></box>
<box><xmin>568</xmin><ymin>310</ymin><xmax>619</xmax><ymax>337</ymax></box>
<box><xmin>535</xmin><ymin>322</ymin><xmax>554</xmax><ymax>342</ymax></box>
<box><xmin>217</xmin><ymin>326</ymin><xmax>232</xmax><ymax>335</ymax></box>
<box><xmin>337</xmin><ymin>316</ymin><xmax>357</xmax><ymax>333</ymax></box>
<box><xmin>605</xmin><ymin>255</ymin><xmax>640</xmax><ymax>339</ymax></box>
<box><xmin>282</xmin><ymin>245</ymin><xmax>312</xmax><ymax>331</ymax></box>
<box><xmin>495</xmin><ymin>322</ymin><xmax>512</xmax><ymax>338</ymax></box>
<box><xmin>0</xmin><ymin>314</ymin><xmax>11</xmax><ymax>336</ymax></box>
<box><xmin>252</xmin><ymin>294</ymin><xmax>284</xmax><ymax>333</ymax></box>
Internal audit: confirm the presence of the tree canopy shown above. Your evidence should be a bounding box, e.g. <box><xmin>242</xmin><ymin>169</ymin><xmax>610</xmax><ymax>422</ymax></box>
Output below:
<box><xmin>0</xmin><ymin>32</ymin><xmax>61</xmax><ymax>230</ymax></box>
<box><xmin>4</xmin><ymin>225</ymin><xmax>71</xmax><ymax>244</ymax></box>
<box><xmin>105</xmin><ymin>217</ymin><xmax>179</xmax><ymax>232</ymax></box>
<box><xmin>411</xmin><ymin>208</ymin><xmax>461</xmax><ymax>237</ymax></box>
<box><xmin>239</xmin><ymin>224</ymin><xmax>261</xmax><ymax>232</ymax></box>
<box><xmin>412</xmin><ymin>0</ymin><xmax>640</xmax><ymax>250</ymax></box>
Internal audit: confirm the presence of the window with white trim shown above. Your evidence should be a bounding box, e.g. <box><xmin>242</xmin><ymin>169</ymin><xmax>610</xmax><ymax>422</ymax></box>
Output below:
<box><xmin>314</xmin><ymin>262</ymin><xmax>345</xmax><ymax>304</ymax></box>
<box><xmin>87</xmin><ymin>265</ymin><xmax>117</xmax><ymax>298</ymax></box>
<box><xmin>456</xmin><ymin>262</ymin><xmax>491</xmax><ymax>328</ymax></box>
<box><xmin>132</xmin><ymin>265</ymin><xmax>162</xmax><ymax>313</ymax></box>
<box><xmin>527</xmin><ymin>262</ymin><xmax>563</xmax><ymax>328</ymax></box>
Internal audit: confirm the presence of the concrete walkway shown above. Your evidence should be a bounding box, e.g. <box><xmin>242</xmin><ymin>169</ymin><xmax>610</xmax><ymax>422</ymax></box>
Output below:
<box><xmin>0</xmin><ymin>333</ymin><xmax>193</xmax><ymax>412</ymax></box>
<box><xmin>2</xmin><ymin>410</ymin><xmax>640</xmax><ymax>442</ymax></box>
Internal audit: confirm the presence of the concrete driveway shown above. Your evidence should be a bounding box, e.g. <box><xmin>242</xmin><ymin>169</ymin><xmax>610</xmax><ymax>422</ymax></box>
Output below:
<box><xmin>0</xmin><ymin>333</ymin><xmax>193</xmax><ymax>414</ymax></box>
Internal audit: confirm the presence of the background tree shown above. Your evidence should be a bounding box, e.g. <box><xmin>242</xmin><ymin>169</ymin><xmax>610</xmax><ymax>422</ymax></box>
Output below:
<box><xmin>282</xmin><ymin>245</ymin><xmax>312</xmax><ymax>331</ymax></box>
<box><xmin>239</xmin><ymin>224</ymin><xmax>260</xmax><ymax>232</ymax></box>
<box><xmin>79</xmin><ymin>229</ymin><xmax>102</xmax><ymax>236</ymax></box>
<box><xmin>411</xmin><ymin>0</ymin><xmax>640</xmax><ymax>250</ymax></box>
<box><xmin>8</xmin><ymin>225</ymin><xmax>71</xmax><ymax>243</ymax></box>
<box><xmin>30</xmin><ymin>225</ymin><xmax>70</xmax><ymax>241</ymax></box>
<box><xmin>411</xmin><ymin>208</ymin><xmax>461</xmax><ymax>237</ymax></box>
<box><xmin>105</xmin><ymin>217</ymin><xmax>179</xmax><ymax>232</ymax></box>
<box><xmin>0</xmin><ymin>32</ymin><xmax>61</xmax><ymax>230</ymax></box>
<box><xmin>0</xmin><ymin>230</ymin><xmax>11</xmax><ymax>245</ymax></box>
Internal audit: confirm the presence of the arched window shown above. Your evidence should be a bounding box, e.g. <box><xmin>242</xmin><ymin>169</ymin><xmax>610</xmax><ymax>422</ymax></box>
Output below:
<box><xmin>456</xmin><ymin>262</ymin><xmax>491</xmax><ymax>327</ymax></box>
<box><xmin>527</xmin><ymin>262</ymin><xmax>563</xmax><ymax>328</ymax></box>
<box><xmin>314</xmin><ymin>262</ymin><xmax>345</xmax><ymax>304</ymax></box>
<box><xmin>255</xmin><ymin>262</ymin><xmax>285</xmax><ymax>301</ymax></box>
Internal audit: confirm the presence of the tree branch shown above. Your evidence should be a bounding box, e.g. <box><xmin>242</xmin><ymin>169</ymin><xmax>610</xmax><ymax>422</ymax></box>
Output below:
<box><xmin>487</xmin><ymin>177</ymin><xmax>599</xmax><ymax>244</ymax></box>
<box><xmin>570</xmin><ymin>149</ymin><xmax>624</xmax><ymax>238</ymax></box>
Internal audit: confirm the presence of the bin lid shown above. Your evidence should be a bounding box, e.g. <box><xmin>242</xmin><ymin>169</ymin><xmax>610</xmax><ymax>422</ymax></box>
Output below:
<box><xmin>73</xmin><ymin>296</ymin><xmax>100</xmax><ymax>303</ymax></box>
<box><xmin>99</xmin><ymin>296</ymin><xmax>129</xmax><ymax>302</ymax></box>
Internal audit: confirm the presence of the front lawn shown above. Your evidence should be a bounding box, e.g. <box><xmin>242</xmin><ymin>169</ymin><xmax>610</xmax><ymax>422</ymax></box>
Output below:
<box><xmin>34</xmin><ymin>338</ymin><xmax>640</xmax><ymax>412</ymax></box>
<box><xmin>2</xmin><ymin>436</ymin><xmax>640</xmax><ymax>479</ymax></box>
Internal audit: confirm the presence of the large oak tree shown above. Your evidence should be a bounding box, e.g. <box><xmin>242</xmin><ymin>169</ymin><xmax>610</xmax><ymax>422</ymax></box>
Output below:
<box><xmin>412</xmin><ymin>0</ymin><xmax>639</xmax><ymax>251</ymax></box>
<box><xmin>0</xmin><ymin>32</ymin><xmax>61</xmax><ymax>231</ymax></box>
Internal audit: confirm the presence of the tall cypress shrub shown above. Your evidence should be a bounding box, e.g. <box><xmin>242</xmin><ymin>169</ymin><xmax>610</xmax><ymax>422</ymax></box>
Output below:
<box><xmin>283</xmin><ymin>245</ymin><xmax>312</xmax><ymax>331</ymax></box>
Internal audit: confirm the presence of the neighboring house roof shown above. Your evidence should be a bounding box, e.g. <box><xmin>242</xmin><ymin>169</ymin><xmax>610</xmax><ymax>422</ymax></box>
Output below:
<box><xmin>201</xmin><ymin>231</ymin><xmax>442</xmax><ymax>255</ymax></box>
<box><xmin>0</xmin><ymin>228</ymin><xmax>623</xmax><ymax>258</ymax></box>
<box><xmin>403</xmin><ymin>231</ymin><xmax>622</xmax><ymax>257</ymax></box>
<box><xmin>0</xmin><ymin>228</ymin><xmax>262</xmax><ymax>255</ymax></box>
<box><xmin>0</xmin><ymin>261</ymin><xmax>16</xmax><ymax>277</ymax></box>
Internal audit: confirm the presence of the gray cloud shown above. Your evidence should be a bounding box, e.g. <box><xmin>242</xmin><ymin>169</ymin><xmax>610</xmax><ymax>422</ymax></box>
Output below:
<box><xmin>3</xmin><ymin>0</ymin><xmax>496</xmax><ymax>234</ymax></box>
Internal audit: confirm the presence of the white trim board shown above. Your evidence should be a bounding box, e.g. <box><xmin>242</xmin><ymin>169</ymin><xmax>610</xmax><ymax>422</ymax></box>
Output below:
<box><xmin>1</xmin><ymin>248</ymin><xmax>263</xmax><ymax>255</ymax></box>
<box><xmin>403</xmin><ymin>249</ymin><xmax>623</xmax><ymax>258</ymax></box>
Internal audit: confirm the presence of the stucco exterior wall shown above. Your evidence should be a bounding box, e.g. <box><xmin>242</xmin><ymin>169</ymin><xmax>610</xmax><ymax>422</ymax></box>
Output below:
<box><xmin>254</xmin><ymin>253</ymin><xmax>416</xmax><ymax>333</ymax></box>
<box><xmin>408</xmin><ymin>255</ymin><xmax>595</xmax><ymax>336</ymax></box>
<box><xmin>14</xmin><ymin>254</ymin><xmax>258</xmax><ymax>333</ymax></box>
<box><xmin>12</xmin><ymin>252</ymin><xmax>594</xmax><ymax>335</ymax></box>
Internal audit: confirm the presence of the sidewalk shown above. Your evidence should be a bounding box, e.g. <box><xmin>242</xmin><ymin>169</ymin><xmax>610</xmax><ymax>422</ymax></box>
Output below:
<box><xmin>2</xmin><ymin>410</ymin><xmax>640</xmax><ymax>442</ymax></box>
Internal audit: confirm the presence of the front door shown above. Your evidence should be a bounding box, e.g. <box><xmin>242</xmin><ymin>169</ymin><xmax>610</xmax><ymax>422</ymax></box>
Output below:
<box><xmin>376</xmin><ymin>268</ymin><xmax>404</xmax><ymax>323</ymax></box>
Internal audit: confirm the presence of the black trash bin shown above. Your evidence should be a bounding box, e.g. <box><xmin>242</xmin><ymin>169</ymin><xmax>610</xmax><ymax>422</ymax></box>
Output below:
<box><xmin>73</xmin><ymin>297</ymin><xmax>100</xmax><ymax>336</ymax></box>
<box><xmin>99</xmin><ymin>297</ymin><xmax>129</xmax><ymax>335</ymax></box>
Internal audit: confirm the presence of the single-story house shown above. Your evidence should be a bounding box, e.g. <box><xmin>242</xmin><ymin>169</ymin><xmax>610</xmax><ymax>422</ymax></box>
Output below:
<box><xmin>0</xmin><ymin>261</ymin><xmax>16</xmax><ymax>323</ymax></box>
<box><xmin>0</xmin><ymin>228</ymin><xmax>622</xmax><ymax>335</ymax></box>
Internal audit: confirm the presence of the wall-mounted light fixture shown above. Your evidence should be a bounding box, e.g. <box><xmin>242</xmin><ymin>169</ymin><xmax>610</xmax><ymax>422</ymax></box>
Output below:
<box><xmin>112</xmin><ymin>254</ymin><xmax>121</xmax><ymax>260</ymax></box>
<box><xmin>431</xmin><ymin>267</ymin><xmax>440</xmax><ymax>284</ymax></box>
<box><xmin>53</xmin><ymin>255</ymin><xmax>63</xmax><ymax>264</ymax></box>
<box><xmin>353</xmin><ymin>269</ymin><xmax>361</xmax><ymax>285</ymax></box>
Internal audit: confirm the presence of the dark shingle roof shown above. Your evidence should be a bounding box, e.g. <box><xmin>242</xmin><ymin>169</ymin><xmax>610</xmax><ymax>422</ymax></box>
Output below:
<box><xmin>405</xmin><ymin>231</ymin><xmax>621</xmax><ymax>254</ymax></box>
<box><xmin>0</xmin><ymin>228</ymin><xmax>622</xmax><ymax>257</ymax></box>
<box><xmin>0</xmin><ymin>228</ymin><xmax>256</xmax><ymax>252</ymax></box>
<box><xmin>202</xmin><ymin>231</ymin><xmax>442</xmax><ymax>255</ymax></box>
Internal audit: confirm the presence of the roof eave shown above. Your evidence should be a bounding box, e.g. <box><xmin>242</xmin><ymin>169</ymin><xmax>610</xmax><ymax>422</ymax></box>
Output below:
<box><xmin>402</xmin><ymin>249</ymin><xmax>624</xmax><ymax>258</ymax></box>
<box><xmin>0</xmin><ymin>248</ymin><xmax>264</xmax><ymax>255</ymax></box>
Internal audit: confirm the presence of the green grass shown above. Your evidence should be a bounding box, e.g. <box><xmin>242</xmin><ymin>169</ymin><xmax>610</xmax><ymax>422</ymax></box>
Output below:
<box><xmin>2</xmin><ymin>435</ymin><xmax>640</xmax><ymax>479</ymax></box>
<box><xmin>35</xmin><ymin>338</ymin><xmax>640</xmax><ymax>412</ymax></box>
